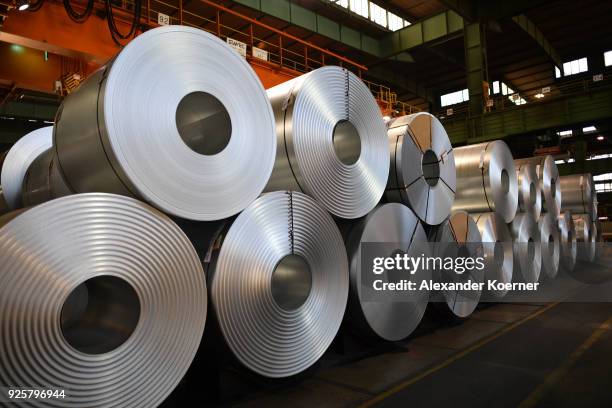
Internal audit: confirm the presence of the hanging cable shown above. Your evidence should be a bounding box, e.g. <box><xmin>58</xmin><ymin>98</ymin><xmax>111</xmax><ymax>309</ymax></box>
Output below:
<box><xmin>63</xmin><ymin>0</ymin><xmax>93</xmax><ymax>23</ymax></box>
<box><xmin>105</xmin><ymin>0</ymin><xmax>142</xmax><ymax>47</ymax></box>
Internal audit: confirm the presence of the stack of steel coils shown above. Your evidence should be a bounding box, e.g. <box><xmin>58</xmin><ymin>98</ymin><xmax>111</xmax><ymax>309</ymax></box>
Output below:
<box><xmin>558</xmin><ymin>212</ymin><xmax>577</xmax><ymax>272</ymax></box>
<box><xmin>560</xmin><ymin>174</ymin><xmax>593</xmax><ymax>215</ymax></box>
<box><xmin>509</xmin><ymin>213</ymin><xmax>541</xmax><ymax>283</ymax></box>
<box><xmin>430</xmin><ymin>211</ymin><xmax>484</xmax><ymax>318</ymax></box>
<box><xmin>386</xmin><ymin>112</ymin><xmax>456</xmax><ymax>225</ymax></box>
<box><xmin>0</xmin><ymin>194</ymin><xmax>208</xmax><ymax>407</ymax></box>
<box><xmin>473</xmin><ymin>212</ymin><xmax>514</xmax><ymax>298</ymax></box>
<box><xmin>265</xmin><ymin>65</ymin><xmax>389</xmax><ymax>219</ymax></box>
<box><xmin>54</xmin><ymin>26</ymin><xmax>277</xmax><ymax>221</ymax></box>
<box><xmin>515</xmin><ymin>155</ymin><xmax>561</xmax><ymax>216</ymax></box>
<box><xmin>206</xmin><ymin>191</ymin><xmax>348</xmax><ymax>377</ymax></box>
<box><xmin>539</xmin><ymin>213</ymin><xmax>561</xmax><ymax>279</ymax></box>
<box><xmin>343</xmin><ymin>202</ymin><xmax>430</xmax><ymax>340</ymax></box>
<box><xmin>1</xmin><ymin>126</ymin><xmax>52</xmax><ymax>210</ymax></box>
<box><xmin>453</xmin><ymin>141</ymin><xmax>518</xmax><ymax>223</ymax></box>
<box><xmin>514</xmin><ymin>161</ymin><xmax>541</xmax><ymax>219</ymax></box>
<box><xmin>573</xmin><ymin>213</ymin><xmax>596</xmax><ymax>262</ymax></box>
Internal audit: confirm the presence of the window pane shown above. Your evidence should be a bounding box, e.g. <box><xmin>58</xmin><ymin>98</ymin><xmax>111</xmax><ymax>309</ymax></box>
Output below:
<box><xmin>493</xmin><ymin>81</ymin><xmax>500</xmax><ymax>94</ymax></box>
<box><xmin>350</xmin><ymin>0</ymin><xmax>368</xmax><ymax>18</ymax></box>
<box><xmin>555</xmin><ymin>67</ymin><xmax>561</xmax><ymax>78</ymax></box>
<box><xmin>579</xmin><ymin>57</ymin><xmax>588</xmax><ymax>72</ymax></box>
<box><xmin>388</xmin><ymin>12</ymin><xmax>403</xmax><ymax>31</ymax></box>
<box><xmin>563</xmin><ymin>61</ymin><xmax>571</xmax><ymax>76</ymax></box>
<box><xmin>571</xmin><ymin>59</ymin><xmax>580</xmax><ymax>74</ymax></box>
<box><xmin>369</xmin><ymin>2</ymin><xmax>387</xmax><ymax>26</ymax></box>
<box><xmin>605</xmin><ymin>51</ymin><xmax>612</xmax><ymax>67</ymax></box>
<box><xmin>462</xmin><ymin>89</ymin><xmax>469</xmax><ymax>101</ymax></box>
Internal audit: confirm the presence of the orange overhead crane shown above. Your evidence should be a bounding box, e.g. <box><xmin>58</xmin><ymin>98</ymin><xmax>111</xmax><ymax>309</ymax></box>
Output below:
<box><xmin>0</xmin><ymin>0</ymin><xmax>418</xmax><ymax>114</ymax></box>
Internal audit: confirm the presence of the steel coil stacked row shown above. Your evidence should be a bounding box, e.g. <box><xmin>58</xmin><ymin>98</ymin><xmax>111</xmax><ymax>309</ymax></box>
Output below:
<box><xmin>0</xmin><ymin>22</ymin><xmax>609</xmax><ymax>405</ymax></box>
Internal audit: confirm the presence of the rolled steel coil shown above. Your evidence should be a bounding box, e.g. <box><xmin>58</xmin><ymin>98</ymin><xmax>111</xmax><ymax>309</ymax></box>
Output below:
<box><xmin>573</xmin><ymin>213</ymin><xmax>595</xmax><ymax>263</ymax></box>
<box><xmin>0</xmin><ymin>193</ymin><xmax>207</xmax><ymax>407</ymax></box>
<box><xmin>208</xmin><ymin>191</ymin><xmax>348</xmax><ymax>378</ymax></box>
<box><xmin>559</xmin><ymin>174</ymin><xmax>593</xmax><ymax>215</ymax></box>
<box><xmin>510</xmin><ymin>213</ymin><xmax>541</xmax><ymax>284</ymax></box>
<box><xmin>515</xmin><ymin>161</ymin><xmax>541</xmax><ymax>219</ymax></box>
<box><xmin>538</xmin><ymin>212</ymin><xmax>561</xmax><ymax>279</ymax></box>
<box><xmin>515</xmin><ymin>155</ymin><xmax>561</xmax><ymax>216</ymax></box>
<box><xmin>344</xmin><ymin>203</ymin><xmax>430</xmax><ymax>340</ymax></box>
<box><xmin>0</xmin><ymin>187</ymin><xmax>7</xmax><ymax>216</ymax></box>
<box><xmin>54</xmin><ymin>26</ymin><xmax>276</xmax><ymax>221</ymax></box>
<box><xmin>453</xmin><ymin>141</ymin><xmax>518</xmax><ymax>223</ymax></box>
<box><xmin>473</xmin><ymin>212</ymin><xmax>513</xmax><ymax>298</ymax></box>
<box><xmin>385</xmin><ymin>112</ymin><xmax>455</xmax><ymax>225</ymax></box>
<box><xmin>558</xmin><ymin>211</ymin><xmax>577</xmax><ymax>272</ymax></box>
<box><xmin>22</xmin><ymin>148</ymin><xmax>73</xmax><ymax>206</ymax></box>
<box><xmin>264</xmin><ymin>66</ymin><xmax>389</xmax><ymax>219</ymax></box>
<box><xmin>1</xmin><ymin>126</ymin><xmax>52</xmax><ymax>209</ymax></box>
<box><xmin>430</xmin><ymin>211</ymin><xmax>484</xmax><ymax>318</ymax></box>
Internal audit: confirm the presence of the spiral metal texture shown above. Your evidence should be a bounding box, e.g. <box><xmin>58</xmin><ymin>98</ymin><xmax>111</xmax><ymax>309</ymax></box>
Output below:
<box><xmin>572</xmin><ymin>213</ymin><xmax>595</xmax><ymax>263</ymax></box>
<box><xmin>515</xmin><ymin>155</ymin><xmax>561</xmax><ymax>216</ymax></box>
<box><xmin>509</xmin><ymin>213</ymin><xmax>541</xmax><ymax>283</ymax></box>
<box><xmin>0</xmin><ymin>193</ymin><xmax>207</xmax><ymax>407</ymax></box>
<box><xmin>54</xmin><ymin>26</ymin><xmax>276</xmax><ymax>221</ymax></box>
<box><xmin>1</xmin><ymin>126</ymin><xmax>52</xmax><ymax>210</ymax></box>
<box><xmin>559</xmin><ymin>174</ymin><xmax>593</xmax><ymax>215</ymax></box>
<box><xmin>344</xmin><ymin>203</ymin><xmax>430</xmax><ymax>341</ymax></box>
<box><xmin>385</xmin><ymin>113</ymin><xmax>456</xmax><ymax>226</ymax></box>
<box><xmin>473</xmin><ymin>212</ymin><xmax>513</xmax><ymax>298</ymax></box>
<box><xmin>515</xmin><ymin>161</ymin><xmax>541</xmax><ymax>219</ymax></box>
<box><xmin>264</xmin><ymin>66</ymin><xmax>389</xmax><ymax>219</ymax></box>
<box><xmin>22</xmin><ymin>148</ymin><xmax>73</xmax><ymax>206</ymax></box>
<box><xmin>538</xmin><ymin>212</ymin><xmax>561</xmax><ymax>279</ymax></box>
<box><xmin>209</xmin><ymin>191</ymin><xmax>348</xmax><ymax>378</ymax></box>
<box><xmin>453</xmin><ymin>141</ymin><xmax>518</xmax><ymax>223</ymax></box>
<box><xmin>558</xmin><ymin>211</ymin><xmax>577</xmax><ymax>272</ymax></box>
<box><xmin>430</xmin><ymin>211</ymin><xmax>484</xmax><ymax>318</ymax></box>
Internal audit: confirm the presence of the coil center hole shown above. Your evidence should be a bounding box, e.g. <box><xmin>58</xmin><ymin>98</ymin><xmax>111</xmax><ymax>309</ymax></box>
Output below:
<box><xmin>527</xmin><ymin>237</ymin><xmax>535</xmax><ymax>263</ymax></box>
<box><xmin>332</xmin><ymin>120</ymin><xmax>361</xmax><ymax>165</ymax></box>
<box><xmin>548</xmin><ymin>235</ymin><xmax>554</xmax><ymax>254</ymax></box>
<box><xmin>271</xmin><ymin>254</ymin><xmax>312</xmax><ymax>311</ymax></box>
<box><xmin>494</xmin><ymin>241</ymin><xmax>505</xmax><ymax>270</ymax></box>
<box><xmin>529</xmin><ymin>182</ymin><xmax>536</xmax><ymax>206</ymax></box>
<box><xmin>422</xmin><ymin>149</ymin><xmax>440</xmax><ymax>187</ymax></box>
<box><xmin>550</xmin><ymin>178</ymin><xmax>557</xmax><ymax>201</ymax></box>
<box><xmin>501</xmin><ymin>169</ymin><xmax>510</xmax><ymax>194</ymax></box>
<box><xmin>176</xmin><ymin>91</ymin><xmax>232</xmax><ymax>156</ymax></box>
<box><xmin>61</xmin><ymin>276</ymin><xmax>141</xmax><ymax>355</ymax></box>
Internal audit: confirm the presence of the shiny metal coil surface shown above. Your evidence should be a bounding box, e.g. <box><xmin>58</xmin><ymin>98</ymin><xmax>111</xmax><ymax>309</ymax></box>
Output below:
<box><xmin>0</xmin><ymin>193</ymin><xmax>207</xmax><ymax>407</ymax></box>
<box><xmin>558</xmin><ymin>212</ymin><xmax>577</xmax><ymax>272</ymax></box>
<box><xmin>54</xmin><ymin>26</ymin><xmax>276</xmax><ymax>221</ymax></box>
<box><xmin>385</xmin><ymin>113</ymin><xmax>456</xmax><ymax>225</ymax></box>
<box><xmin>515</xmin><ymin>161</ymin><xmax>541</xmax><ymax>219</ymax></box>
<box><xmin>453</xmin><ymin>141</ymin><xmax>518</xmax><ymax>223</ymax></box>
<box><xmin>208</xmin><ymin>191</ymin><xmax>348</xmax><ymax>378</ymax></box>
<box><xmin>538</xmin><ymin>212</ymin><xmax>561</xmax><ymax>279</ymax></box>
<box><xmin>430</xmin><ymin>211</ymin><xmax>484</xmax><ymax>318</ymax></box>
<box><xmin>22</xmin><ymin>148</ymin><xmax>73</xmax><ymax>206</ymax></box>
<box><xmin>515</xmin><ymin>155</ymin><xmax>561</xmax><ymax>216</ymax></box>
<box><xmin>264</xmin><ymin>66</ymin><xmax>389</xmax><ymax>219</ymax></box>
<box><xmin>1</xmin><ymin>126</ymin><xmax>52</xmax><ymax>209</ymax></box>
<box><xmin>344</xmin><ymin>203</ymin><xmax>430</xmax><ymax>340</ymax></box>
<box><xmin>473</xmin><ymin>212</ymin><xmax>513</xmax><ymax>297</ymax></box>
<box><xmin>559</xmin><ymin>174</ymin><xmax>593</xmax><ymax>215</ymax></box>
<box><xmin>572</xmin><ymin>213</ymin><xmax>595</xmax><ymax>263</ymax></box>
<box><xmin>509</xmin><ymin>213</ymin><xmax>541</xmax><ymax>283</ymax></box>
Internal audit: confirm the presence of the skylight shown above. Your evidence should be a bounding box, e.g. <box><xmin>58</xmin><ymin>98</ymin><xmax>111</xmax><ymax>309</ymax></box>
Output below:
<box><xmin>327</xmin><ymin>0</ymin><xmax>411</xmax><ymax>31</ymax></box>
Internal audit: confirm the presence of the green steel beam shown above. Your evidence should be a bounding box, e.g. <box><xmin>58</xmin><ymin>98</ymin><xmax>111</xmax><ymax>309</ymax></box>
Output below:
<box><xmin>558</xmin><ymin>159</ymin><xmax>612</xmax><ymax>177</ymax></box>
<box><xmin>442</xmin><ymin>86</ymin><xmax>612</xmax><ymax>144</ymax></box>
<box><xmin>464</xmin><ymin>22</ymin><xmax>488</xmax><ymax>116</ymax></box>
<box><xmin>379</xmin><ymin>10</ymin><xmax>464</xmax><ymax>57</ymax></box>
<box><xmin>511</xmin><ymin>14</ymin><xmax>562</xmax><ymax>68</ymax></box>
<box><xmin>232</xmin><ymin>1</ymin><xmax>464</xmax><ymax>58</ymax></box>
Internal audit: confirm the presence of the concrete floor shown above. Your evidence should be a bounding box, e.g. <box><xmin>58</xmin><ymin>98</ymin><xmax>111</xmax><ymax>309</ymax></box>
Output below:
<box><xmin>225</xmin><ymin>302</ymin><xmax>612</xmax><ymax>408</ymax></box>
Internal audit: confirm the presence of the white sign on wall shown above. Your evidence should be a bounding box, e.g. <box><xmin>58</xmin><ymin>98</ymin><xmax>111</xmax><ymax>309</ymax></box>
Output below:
<box><xmin>542</xmin><ymin>86</ymin><xmax>551</xmax><ymax>94</ymax></box>
<box><xmin>593</xmin><ymin>74</ymin><xmax>603</xmax><ymax>82</ymax></box>
<box><xmin>252</xmin><ymin>46</ymin><xmax>269</xmax><ymax>61</ymax></box>
<box><xmin>226</xmin><ymin>38</ymin><xmax>247</xmax><ymax>58</ymax></box>
<box><xmin>446</xmin><ymin>108</ymin><xmax>454</xmax><ymax>116</ymax></box>
<box><xmin>158</xmin><ymin>12</ymin><xmax>170</xmax><ymax>26</ymax></box>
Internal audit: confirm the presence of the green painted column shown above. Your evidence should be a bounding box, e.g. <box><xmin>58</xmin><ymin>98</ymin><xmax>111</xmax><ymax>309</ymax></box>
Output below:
<box><xmin>464</xmin><ymin>22</ymin><xmax>488</xmax><ymax>116</ymax></box>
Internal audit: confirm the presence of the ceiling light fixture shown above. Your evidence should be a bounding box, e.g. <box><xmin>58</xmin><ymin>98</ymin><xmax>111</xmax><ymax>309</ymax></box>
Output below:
<box><xmin>535</xmin><ymin>93</ymin><xmax>544</xmax><ymax>99</ymax></box>
<box><xmin>597</xmin><ymin>136</ymin><xmax>605</xmax><ymax>141</ymax></box>
<box><xmin>17</xmin><ymin>0</ymin><xmax>29</xmax><ymax>11</ymax></box>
